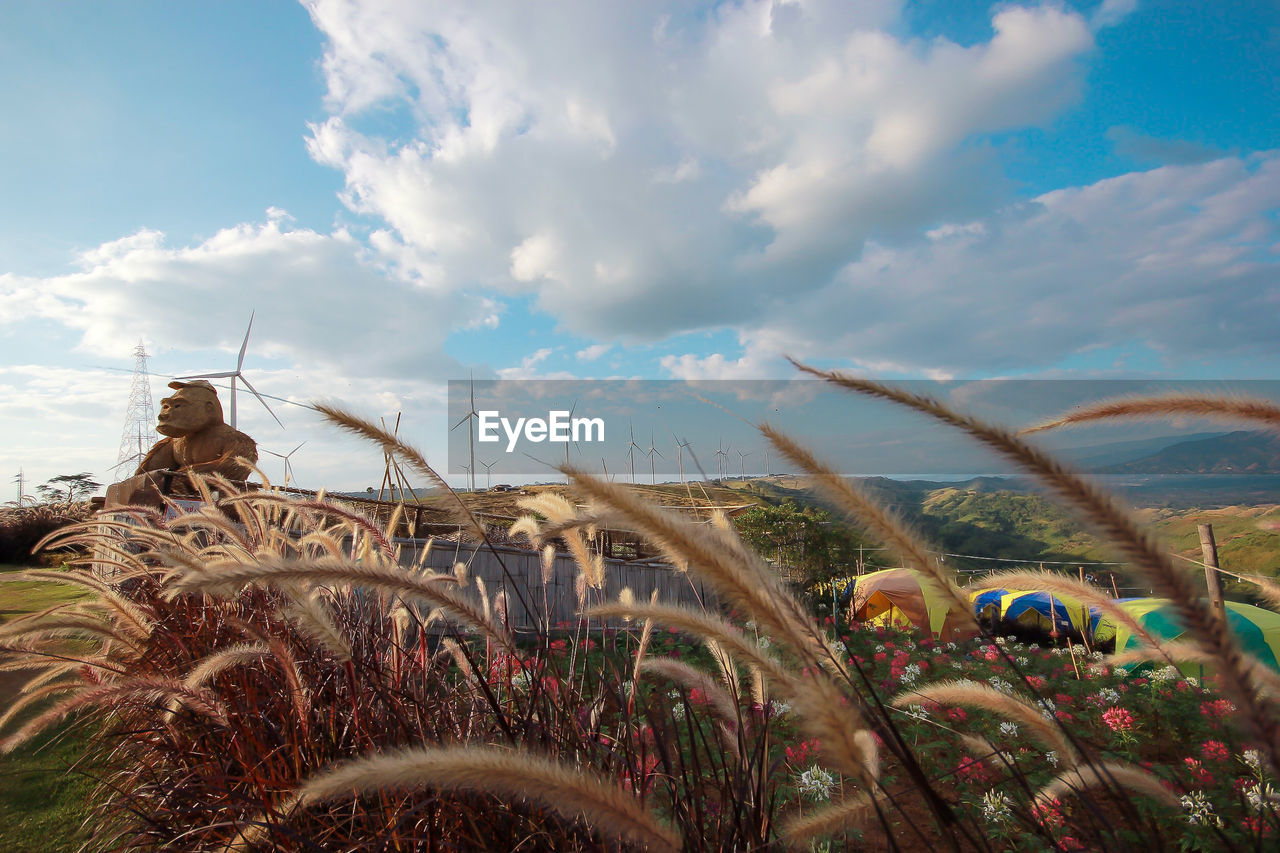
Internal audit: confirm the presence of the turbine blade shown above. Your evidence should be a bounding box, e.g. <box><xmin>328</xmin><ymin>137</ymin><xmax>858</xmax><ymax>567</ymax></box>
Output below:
<box><xmin>239</xmin><ymin>375</ymin><xmax>284</xmax><ymax>428</ymax></box>
<box><xmin>179</xmin><ymin>370</ymin><xmax>238</xmax><ymax>380</ymax></box>
<box><xmin>237</xmin><ymin>311</ymin><xmax>255</xmax><ymax>370</ymax></box>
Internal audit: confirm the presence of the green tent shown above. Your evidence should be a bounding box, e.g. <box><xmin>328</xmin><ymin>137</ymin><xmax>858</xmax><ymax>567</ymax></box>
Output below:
<box><xmin>1106</xmin><ymin>598</ymin><xmax>1280</xmax><ymax>673</ymax></box>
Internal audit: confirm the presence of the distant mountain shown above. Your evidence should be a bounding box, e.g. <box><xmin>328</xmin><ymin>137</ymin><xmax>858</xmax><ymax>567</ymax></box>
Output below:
<box><xmin>1054</xmin><ymin>432</ymin><xmax>1227</xmax><ymax>470</ymax></box>
<box><xmin>1097</xmin><ymin>430</ymin><xmax>1280</xmax><ymax>475</ymax></box>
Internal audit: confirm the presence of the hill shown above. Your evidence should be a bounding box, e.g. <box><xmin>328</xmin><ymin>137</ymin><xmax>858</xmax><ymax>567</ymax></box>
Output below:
<box><xmin>1100</xmin><ymin>430</ymin><xmax>1280</xmax><ymax>474</ymax></box>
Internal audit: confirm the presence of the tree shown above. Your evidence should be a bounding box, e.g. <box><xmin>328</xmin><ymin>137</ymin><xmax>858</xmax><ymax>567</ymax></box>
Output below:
<box><xmin>38</xmin><ymin>472</ymin><xmax>103</xmax><ymax>505</ymax></box>
<box><xmin>733</xmin><ymin>499</ymin><xmax>883</xmax><ymax>592</ymax></box>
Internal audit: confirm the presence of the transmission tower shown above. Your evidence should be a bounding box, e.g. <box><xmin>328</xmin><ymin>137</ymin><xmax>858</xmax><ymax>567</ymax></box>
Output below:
<box><xmin>116</xmin><ymin>340</ymin><xmax>156</xmax><ymax>472</ymax></box>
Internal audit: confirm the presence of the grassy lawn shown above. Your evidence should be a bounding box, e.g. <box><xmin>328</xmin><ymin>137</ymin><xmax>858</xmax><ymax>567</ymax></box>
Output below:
<box><xmin>0</xmin><ymin>563</ymin><xmax>97</xmax><ymax>852</ymax></box>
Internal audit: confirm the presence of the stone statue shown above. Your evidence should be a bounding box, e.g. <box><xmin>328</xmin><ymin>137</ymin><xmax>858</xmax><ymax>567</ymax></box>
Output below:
<box><xmin>135</xmin><ymin>380</ymin><xmax>258</xmax><ymax>481</ymax></box>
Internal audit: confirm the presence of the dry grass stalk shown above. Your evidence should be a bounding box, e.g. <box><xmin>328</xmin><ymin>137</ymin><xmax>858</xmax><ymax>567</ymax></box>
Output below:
<box><xmin>1037</xmin><ymin>761</ymin><xmax>1180</xmax><ymax>810</ymax></box>
<box><xmin>640</xmin><ymin>657</ymin><xmax>741</xmax><ymax>728</ymax></box>
<box><xmin>760</xmin><ymin>423</ymin><xmax>976</xmax><ymax>634</ymax></box>
<box><xmin>1021</xmin><ymin>393</ymin><xmax>1280</xmax><ymax>435</ymax></box>
<box><xmin>1</xmin><ymin>570</ymin><xmax>154</xmax><ymax>639</ymax></box>
<box><xmin>788</xmin><ymin>675</ymin><xmax>879</xmax><ymax>786</ymax></box>
<box><xmin>562</xmin><ymin>464</ymin><xmax>826</xmax><ymax>669</ymax></box>
<box><xmin>583</xmin><ymin>602</ymin><xmax>795</xmax><ymax>692</ymax></box>
<box><xmin>313</xmin><ymin>403</ymin><xmax>488</xmax><ymax>541</ymax></box>
<box><xmin>893</xmin><ymin>680</ymin><xmax>1078</xmax><ymax>764</ymax></box>
<box><xmin>791</xmin><ymin>360</ymin><xmax>1280</xmax><ymax>771</ymax></box>
<box><xmin>268</xmin><ymin>746</ymin><xmax>682</xmax><ymax>853</ymax></box>
<box><xmin>779</xmin><ymin>789</ymin><xmax>879</xmax><ymax>844</ymax></box>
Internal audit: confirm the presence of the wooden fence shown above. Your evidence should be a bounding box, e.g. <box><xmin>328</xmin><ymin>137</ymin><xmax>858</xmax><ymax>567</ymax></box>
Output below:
<box><xmin>396</xmin><ymin>538</ymin><xmax>717</xmax><ymax>631</ymax></box>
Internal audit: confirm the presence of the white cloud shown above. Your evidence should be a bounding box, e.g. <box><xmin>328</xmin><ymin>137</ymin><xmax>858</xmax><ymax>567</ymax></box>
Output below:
<box><xmin>576</xmin><ymin>343</ymin><xmax>611</xmax><ymax>362</ymax></box>
<box><xmin>300</xmin><ymin>0</ymin><xmax>1097</xmax><ymax>342</ymax></box>
<box><xmin>0</xmin><ymin>216</ymin><xmax>492</xmax><ymax>490</ymax></box>
<box><xmin>699</xmin><ymin>153</ymin><xmax>1280</xmax><ymax>375</ymax></box>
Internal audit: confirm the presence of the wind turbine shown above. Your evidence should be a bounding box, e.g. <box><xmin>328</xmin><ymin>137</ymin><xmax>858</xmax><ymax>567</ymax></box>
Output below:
<box><xmin>264</xmin><ymin>441</ymin><xmax>306</xmax><ymax>488</ymax></box>
<box><xmin>645</xmin><ymin>432</ymin><xmax>664</xmax><ymax>485</ymax></box>
<box><xmin>626</xmin><ymin>421</ymin><xmax>642</xmax><ymax>483</ymax></box>
<box><xmin>179</xmin><ymin>311</ymin><xmax>282</xmax><ymax>431</ymax></box>
<box><xmin>562</xmin><ymin>398</ymin><xmax>582</xmax><ymax>482</ymax></box>
<box><xmin>671</xmin><ymin>433</ymin><xmax>691</xmax><ymax>484</ymax></box>
<box><xmin>451</xmin><ymin>375</ymin><xmax>479</xmax><ymax>492</ymax></box>
<box><xmin>715</xmin><ymin>439</ymin><xmax>730</xmax><ymax>480</ymax></box>
<box><xmin>764</xmin><ymin>446</ymin><xmax>771</xmax><ymax>477</ymax></box>
<box><xmin>736</xmin><ymin>448</ymin><xmax>750</xmax><ymax>479</ymax></box>
<box><xmin>481</xmin><ymin>459</ymin><xmax>498</xmax><ymax>490</ymax></box>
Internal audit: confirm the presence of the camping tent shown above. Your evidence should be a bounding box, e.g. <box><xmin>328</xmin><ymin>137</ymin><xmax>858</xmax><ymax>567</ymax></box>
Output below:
<box><xmin>848</xmin><ymin>568</ymin><xmax>976</xmax><ymax>639</ymax></box>
<box><xmin>999</xmin><ymin>591</ymin><xmax>1097</xmax><ymax>635</ymax></box>
<box><xmin>1104</xmin><ymin>598</ymin><xmax>1280</xmax><ymax>673</ymax></box>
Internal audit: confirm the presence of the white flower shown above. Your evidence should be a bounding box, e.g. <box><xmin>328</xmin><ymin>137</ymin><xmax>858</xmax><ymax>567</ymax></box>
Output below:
<box><xmin>1096</xmin><ymin>687</ymin><xmax>1121</xmax><ymax>704</ymax></box>
<box><xmin>1089</xmin><ymin>650</ymin><xmax>1105</xmax><ymax>661</ymax></box>
<box><xmin>995</xmin><ymin>636</ymin><xmax>1009</xmax><ymax>646</ymax></box>
<box><xmin>999</xmin><ymin>721</ymin><xmax>1020</xmax><ymax>738</ymax></box>
<box><xmin>906</xmin><ymin>704</ymin><xmax>930</xmax><ymax>721</ymax></box>
<box><xmin>951</xmin><ymin>661</ymin><xmax>964</xmax><ymax>670</ymax></box>
<box><xmin>756</xmin><ymin>635</ymin><xmax>772</xmax><ymax>650</ymax></box>
<box><xmin>1242</xmin><ymin>749</ymin><xmax>1263</xmax><ymax>773</ymax></box>
<box><xmin>1244</xmin><ymin>782</ymin><xmax>1278</xmax><ymax>815</ymax></box>
<box><xmin>874</xmin><ymin>644</ymin><xmax>886</xmax><ymax>653</ymax></box>
<box><xmin>901</xmin><ymin>663</ymin><xmax>922</xmax><ymax>685</ymax></box>
<box><xmin>1180</xmin><ymin>791</ymin><xmax>1222</xmax><ymax>827</ymax></box>
<box><xmin>744</xmin><ymin>620</ymin><xmax>758</xmax><ymax>631</ymax></box>
<box><xmin>945</xmin><ymin>642</ymin><xmax>957</xmax><ymax>651</ymax></box>
<box><xmin>988</xmin><ymin>677</ymin><xmax>1014</xmax><ymax>694</ymax></box>
<box><xmin>668</xmin><ymin>689</ymin><xmax>685</xmax><ymax>721</ymax></box>
<box><xmin>511</xmin><ymin>671</ymin><xmax>533</xmax><ymax>691</ymax></box>
<box><xmin>1151</xmin><ymin>665</ymin><xmax>1180</xmax><ymax>683</ymax></box>
<box><xmin>1185</xmin><ymin>676</ymin><xmax>1200</xmax><ymax>688</ymax></box>
<box><xmin>769</xmin><ymin>699</ymin><xmax>792</xmax><ymax>717</ymax></box>
<box><xmin>795</xmin><ymin>765</ymin><xmax>836</xmax><ymax>801</ymax></box>
<box><xmin>981</xmin><ymin>790</ymin><xmax>1013</xmax><ymax>824</ymax></box>
<box><xmin>1045</xmin><ymin>750</ymin><xmax>1060</xmax><ymax>768</ymax></box>
<box><xmin>1016</xmin><ymin>656</ymin><xmax>1030</xmax><ymax>666</ymax></box>
<box><xmin>1087</xmin><ymin>663</ymin><xmax>1110</xmax><ymax>677</ymax></box>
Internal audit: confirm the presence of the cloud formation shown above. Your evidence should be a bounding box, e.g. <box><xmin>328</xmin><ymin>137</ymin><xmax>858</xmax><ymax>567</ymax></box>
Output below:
<box><xmin>673</xmin><ymin>152</ymin><xmax>1280</xmax><ymax>376</ymax></box>
<box><xmin>301</xmin><ymin>0</ymin><xmax>1103</xmax><ymax>346</ymax></box>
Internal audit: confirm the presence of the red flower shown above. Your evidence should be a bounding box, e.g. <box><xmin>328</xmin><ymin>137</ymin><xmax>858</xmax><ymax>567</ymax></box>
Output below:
<box><xmin>1102</xmin><ymin>706</ymin><xmax>1135</xmax><ymax>732</ymax></box>
<box><xmin>1201</xmin><ymin>740</ymin><xmax>1230</xmax><ymax>762</ymax></box>
<box><xmin>1184</xmin><ymin>757</ymin><xmax>1215</xmax><ymax>787</ymax></box>
<box><xmin>1200</xmin><ymin>699</ymin><xmax>1235</xmax><ymax>718</ymax></box>
<box><xmin>946</xmin><ymin>707</ymin><xmax>968</xmax><ymax>723</ymax></box>
<box><xmin>955</xmin><ymin>755</ymin><xmax>992</xmax><ymax>785</ymax></box>
<box><xmin>1031</xmin><ymin>797</ymin><xmax>1064</xmax><ymax>830</ymax></box>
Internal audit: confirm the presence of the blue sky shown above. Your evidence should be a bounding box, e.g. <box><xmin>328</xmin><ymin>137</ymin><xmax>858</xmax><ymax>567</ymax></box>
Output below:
<box><xmin>1</xmin><ymin>0</ymin><xmax>1277</xmax><ymax>492</ymax></box>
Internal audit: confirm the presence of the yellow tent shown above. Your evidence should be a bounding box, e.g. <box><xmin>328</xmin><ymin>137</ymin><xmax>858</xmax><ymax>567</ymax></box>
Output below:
<box><xmin>849</xmin><ymin>568</ymin><xmax>976</xmax><ymax>640</ymax></box>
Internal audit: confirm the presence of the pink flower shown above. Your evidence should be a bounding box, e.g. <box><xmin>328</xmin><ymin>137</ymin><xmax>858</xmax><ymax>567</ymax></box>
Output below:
<box><xmin>1025</xmin><ymin>675</ymin><xmax>1047</xmax><ymax>690</ymax></box>
<box><xmin>1102</xmin><ymin>706</ymin><xmax>1135</xmax><ymax>732</ymax></box>
<box><xmin>1201</xmin><ymin>740</ymin><xmax>1230</xmax><ymax>762</ymax></box>
<box><xmin>946</xmin><ymin>707</ymin><xmax>968</xmax><ymax>723</ymax></box>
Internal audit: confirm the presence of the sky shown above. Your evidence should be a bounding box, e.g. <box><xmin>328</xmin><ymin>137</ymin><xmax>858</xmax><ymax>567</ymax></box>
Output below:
<box><xmin>1</xmin><ymin>0</ymin><xmax>1278</xmax><ymax>495</ymax></box>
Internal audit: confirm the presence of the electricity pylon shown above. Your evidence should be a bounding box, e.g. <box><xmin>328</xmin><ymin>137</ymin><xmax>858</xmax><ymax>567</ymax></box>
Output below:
<box><xmin>115</xmin><ymin>340</ymin><xmax>156</xmax><ymax>473</ymax></box>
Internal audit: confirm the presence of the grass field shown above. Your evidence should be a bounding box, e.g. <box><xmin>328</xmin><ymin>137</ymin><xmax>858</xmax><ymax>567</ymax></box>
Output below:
<box><xmin>0</xmin><ymin>563</ymin><xmax>95</xmax><ymax>853</ymax></box>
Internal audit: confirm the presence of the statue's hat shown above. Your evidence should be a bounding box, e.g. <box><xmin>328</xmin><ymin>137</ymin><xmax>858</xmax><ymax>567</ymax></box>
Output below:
<box><xmin>168</xmin><ymin>379</ymin><xmax>218</xmax><ymax>395</ymax></box>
